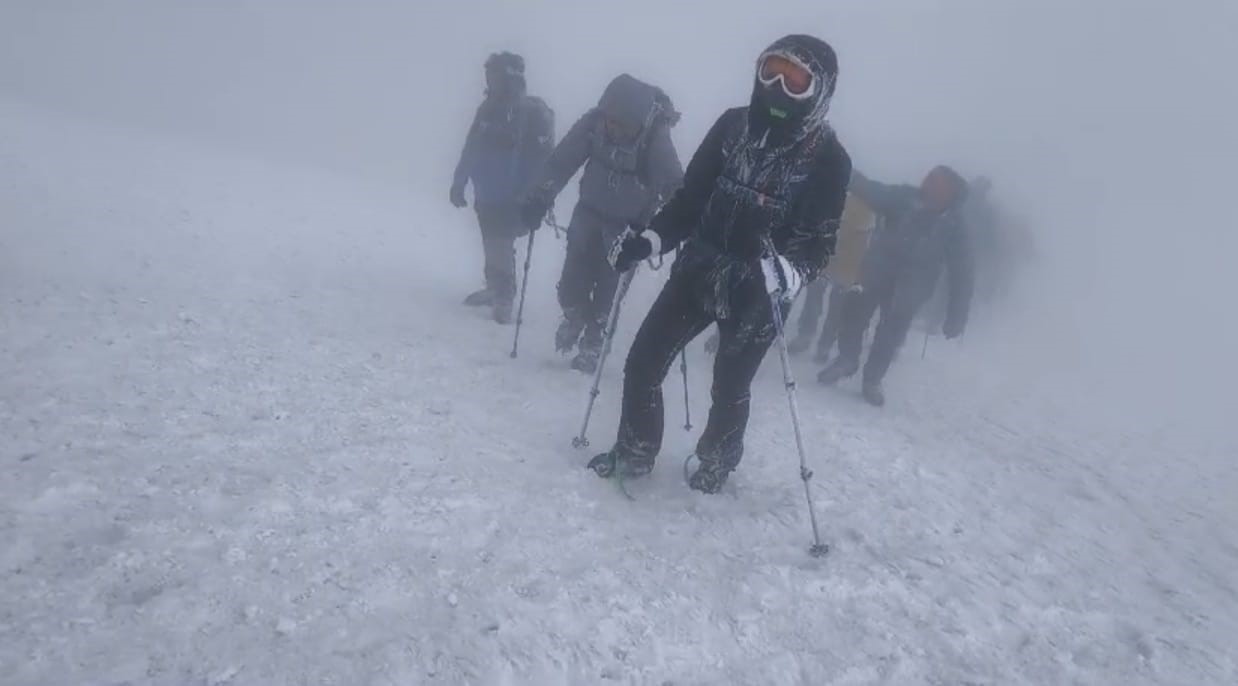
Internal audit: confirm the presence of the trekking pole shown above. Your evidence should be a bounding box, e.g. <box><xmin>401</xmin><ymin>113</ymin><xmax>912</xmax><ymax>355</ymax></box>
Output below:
<box><xmin>572</xmin><ymin>267</ymin><xmax>637</xmax><ymax>448</ymax></box>
<box><xmin>920</xmin><ymin>329</ymin><xmax>930</xmax><ymax>360</ymax></box>
<box><xmin>768</xmin><ymin>288</ymin><xmax>830</xmax><ymax>557</ymax></box>
<box><xmin>679</xmin><ymin>349</ymin><xmax>692</xmax><ymax>431</ymax></box>
<box><xmin>509</xmin><ymin>228</ymin><xmax>538</xmax><ymax>359</ymax></box>
<box><xmin>672</xmin><ymin>248</ymin><xmax>691</xmax><ymax>431</ymax></box>
<box><xmin>546</xmin><ymin>209</ymin><xmax>567</xmax><ymax>239</ymax></box>
<box><xmin>762</xmin><ymin>240</ymin><xmax>828</xmax><ymax>557</ymax></box>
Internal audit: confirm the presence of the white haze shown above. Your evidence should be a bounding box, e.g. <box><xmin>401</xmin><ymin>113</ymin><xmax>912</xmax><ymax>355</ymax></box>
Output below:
<box><xmin>4</xmin><ymin>0</ymin><xmax>1234</xmax><ymax>440</ymax></box>
<box><xmin>3</xmin><ymin>1</ymin><xmax>1237</xmax><ymax>682</ymax></box>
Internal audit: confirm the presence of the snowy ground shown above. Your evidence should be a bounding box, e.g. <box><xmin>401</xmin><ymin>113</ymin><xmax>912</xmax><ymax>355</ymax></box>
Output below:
<box><xmin>2</xmin><ymin>101</ymin><xmax>1236</xmax><ymax>685</ymax></box>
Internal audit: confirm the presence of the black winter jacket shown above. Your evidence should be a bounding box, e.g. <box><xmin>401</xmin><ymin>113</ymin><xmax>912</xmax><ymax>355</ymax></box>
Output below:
<box><xmin>650</xmin><ymin>107</ymin><xmax>850</xmax><ymax>280</ymax></box>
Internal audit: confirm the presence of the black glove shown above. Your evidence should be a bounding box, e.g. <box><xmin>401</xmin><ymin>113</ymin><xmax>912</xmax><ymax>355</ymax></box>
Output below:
<box><xmin>450</xmin><ymin>183</ymin><xmax>467</xmax><ymax>209</ymax></box>
<box><xmin>520</xmin><ymin>195</ymin><xmax>550</xmax><ymax>232</ymax></box>
<box><xmin>943</xmin><ymin>318</ymin><xmax>965</xmax><ymax>340</ymax></box>
<box><xmin>608</xmin><ymin>227</ymin><xmax>659</xmax><ymax>273</ymax></box>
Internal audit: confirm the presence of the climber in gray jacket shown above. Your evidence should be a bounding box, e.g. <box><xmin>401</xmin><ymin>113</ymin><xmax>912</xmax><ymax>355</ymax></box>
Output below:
<box><xmin>521</xmin><ymin>74</ymin><xmax>684</xmax><ymax>373</ymax></box>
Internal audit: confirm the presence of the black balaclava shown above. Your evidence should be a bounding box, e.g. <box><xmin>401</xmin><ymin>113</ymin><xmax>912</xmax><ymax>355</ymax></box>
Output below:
<box><xmin>484</xmin><ymin>51</ymin><xmax>526</xmax><ymax>101</ymax></box>
<box><xmin>748</xmin><ymin>35</ymin><xmax>838</xmax><ymax>146</ymax></box>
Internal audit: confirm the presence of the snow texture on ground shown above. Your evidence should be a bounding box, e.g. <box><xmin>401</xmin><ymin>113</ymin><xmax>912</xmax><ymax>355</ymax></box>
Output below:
<box><xmin>2</xmin><ymin>101</ymin><xmax>1236</xmax><ymax>685</ymax></box>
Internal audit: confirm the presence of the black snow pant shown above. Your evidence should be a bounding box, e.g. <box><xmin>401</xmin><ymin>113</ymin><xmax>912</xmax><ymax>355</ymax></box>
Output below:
<box><xmin>835</xmin><ymin>276</ymin><xmax>929</xmax><ymax>384</ymax></box>
<box><xmin>795</xmin><ymin>278</ymin><xmax>848</xmax><ymax>355</ymax></box>
<box><xmin>475</xmin><ymin>204</ymin><xmax>521</xmax><ymax>305</ymax></box>
<box><xmin>612</xmin><ymin>266</ymin><xmax>781</xmax><ymax>472</ymax></box>
<box><xmin>557</xmin><ymin>205</ymin><xmax>623</xmax><ymax>349</ymax></box>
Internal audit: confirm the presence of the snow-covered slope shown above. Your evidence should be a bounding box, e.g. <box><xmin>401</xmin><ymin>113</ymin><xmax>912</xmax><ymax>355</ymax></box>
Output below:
<box><xmin>2</xmin><ymin>101</ymin><xmax>1235</xmax><ymax>685</ymax></box>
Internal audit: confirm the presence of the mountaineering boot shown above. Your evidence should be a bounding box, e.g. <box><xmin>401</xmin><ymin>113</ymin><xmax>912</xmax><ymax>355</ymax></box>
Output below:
<box><xmin>588</xmin><ymin>451</ymin><xmax>654</xmax><ymax>478</ymax></box>
<box><xmin>587</xmin><ymin>452</ymin><xmax>615</xmax><ymax>476</ymax></box>
<box><xmin>463</xmin><ymin>288</ymin><xmax>494</xmax><ymax>307</ymax></box>
<box><xmin>492</xmin><ymin>299</ymin><xmax>513</xmax><ymax>325</ymax></box>
<box><xmin>571</xmin><ymin>348</ymin><xmax>599</xmax><ymax>374</ymax></box>
<box><xmin>688</xmin><ymin>458</ymin><xmax>732</xmax><ymax>494</ymax></box>
<box><xmin>571</xmin><ymin>321</ymin><xmax>604</xmax><ymax>373</ymax></box>
<box><xmin>787</xmin><ymin>333</ymin><xmax>813</xmax><ymax>355</ymax></box>
<box><xmin>817</xmin><ymin>356</ymin><xmax>859</xmax><ymax>385</ymax></box>
<box><xmin>555</xmin><ymin>316</ymin><xmax>586</xmax><ymax>353</ymax></box>
<box><xmin>861</xmin><ymin>379</ymin><xmax>886</xmax><ymax>407</ymax></box>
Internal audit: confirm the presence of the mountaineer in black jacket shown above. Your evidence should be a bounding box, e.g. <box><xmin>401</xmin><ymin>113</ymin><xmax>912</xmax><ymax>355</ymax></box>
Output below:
<box><xmin>588</xmin><ymin>34</ymin><xmax>851</xmax><ymax>493</ymax></box>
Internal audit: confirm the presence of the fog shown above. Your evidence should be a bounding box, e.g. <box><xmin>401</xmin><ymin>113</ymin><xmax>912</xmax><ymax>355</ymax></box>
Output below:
<box><xmin>3</xmin><ymin>0</ymin><xmax>1234</xmax><ymax>434</ymax></box>
<box><xmin>5</xmin><ymin>3</ymin><xmax>1238</xmax><ymax>681</ymax></box>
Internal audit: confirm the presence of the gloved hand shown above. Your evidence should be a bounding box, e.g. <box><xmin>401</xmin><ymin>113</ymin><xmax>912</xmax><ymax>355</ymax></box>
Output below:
<box><xmin>760</xmin><ymin>254</ymin><xmax>803</xmax><ymax>301</ymax></box>
<box><xmin>519</xmin><ymin>194</ymin><xmax>550</xmax><ymax>232</ymax></box>
<box><xmin>943</xmin><ymin>317</ymin><xmax>966</xmax><ymax>340</ymax></box>
<box><xmin>608</xmin><ymin>226</ymin><xmax>661</xmax><ymax>273</ymax></box>
<box><xmin>450</xmin><ymin>183</ymin><xmax>467</xmax><ymax>209</ymax></box>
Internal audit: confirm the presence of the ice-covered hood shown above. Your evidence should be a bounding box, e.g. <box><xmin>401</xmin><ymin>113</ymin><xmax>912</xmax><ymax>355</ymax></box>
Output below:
<box><xmin>748</xmin><ymin>34</ymin><xmax>838</xmax><ymax>145</ymax></box>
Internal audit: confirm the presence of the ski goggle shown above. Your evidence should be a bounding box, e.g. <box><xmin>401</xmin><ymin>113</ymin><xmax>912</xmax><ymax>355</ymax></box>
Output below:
<box><xmin>758</xmin><ymin>52</ymin><xmax>816</xmax><ymax>100</ymax></box>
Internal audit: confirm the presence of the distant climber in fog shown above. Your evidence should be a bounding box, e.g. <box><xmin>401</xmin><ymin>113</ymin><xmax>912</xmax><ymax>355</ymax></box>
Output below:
<box><xmin>451</xmin><ymin>52</ymin><xmax>555</xmax><ymax>324</ymax></box>
<box><xmin>818</xmin><ymin>166</ymin><xmax>974</xmax><ymax>407</ymax></box>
